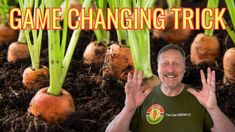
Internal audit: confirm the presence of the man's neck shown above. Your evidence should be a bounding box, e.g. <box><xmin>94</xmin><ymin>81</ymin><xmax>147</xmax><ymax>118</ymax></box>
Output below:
<box><xmin>161</xmin><ymin>83</ymin><xmax>184</xmax><ymax>97</ymax></box>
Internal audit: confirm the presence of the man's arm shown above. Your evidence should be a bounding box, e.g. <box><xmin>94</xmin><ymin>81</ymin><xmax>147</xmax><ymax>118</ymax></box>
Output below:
<box><xmin>105</xmin><ymin>70</ymin><xmax>152</xmax><ymax>132</ymax></box>
<box><xmin>188</xmin><ymin>68</ymin><xmax>235</xmax><ymax>132</ymax></box>
<box><xmin>105</xmin><ymin>107</ymin><xmax>135</xmax><ymax>132</ymax></box>
<box><xmin>209</xmin><ymin>106</ymin><xmax>234</xmax><ymax>132</ymax></box>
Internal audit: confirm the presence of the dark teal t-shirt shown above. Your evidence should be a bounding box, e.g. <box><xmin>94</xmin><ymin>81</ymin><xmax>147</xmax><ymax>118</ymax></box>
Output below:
<box><xmin>130</xmin><ymin>84</ymin><xmax>214</xmax><ymax>132</ymax></box>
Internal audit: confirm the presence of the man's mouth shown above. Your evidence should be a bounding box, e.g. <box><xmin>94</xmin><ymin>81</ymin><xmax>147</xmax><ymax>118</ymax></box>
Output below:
<box><xmin>164</xmin><ymin>73</ymin><xmax>177</xmax><ymax>78</ymax></box>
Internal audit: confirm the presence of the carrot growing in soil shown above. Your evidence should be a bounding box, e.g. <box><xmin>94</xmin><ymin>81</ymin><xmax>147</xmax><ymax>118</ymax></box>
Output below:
<box><xmin>153</xmin><ymin>0</ymin><xmax>191</xmax><ymax>44</ymax></box>
<box><xmin>28</xmin><ymin>0</ymin><xmax>91</xmax><ymax>123</ymax></box>
<box><xmin>60</xmin><ymin>0</ymin><xmax>96</xmax><ymax>29</ymax></box>
<box><xmin>0</xmin><ymin>0</ymin><xmax>18</xmax><ymax>44</ymax></box>
<box><xmin>60</xmin><ymin>0</ymin><xmax>83</xmax><ymax>26</ymax></box>
<box><xmin>102</xmin><ymin>0</ymin><xmax>133</xmax><ymax>80</ymax></box>
<box><xmin>223</xmin><ymin>0</ymin><xmax>235</xmax><ymax>83</ymax></box>
<box><xmin>126</xmin><ymin>0</ymin><xmax>160</xmax><ymax>91</ymax></box>
<box><xmin>190</xmin><ymin>0</ymin><xmax>220</xmax><ymax>65</ymax></box>
<box><xmin>83</xmin><ymin>0</ymin><xmax>110</xmax><ymax>65</ymax></box>
<box><xmin>18</xmin><ymin>0</ymin><xmax>49</xmax><ymax>90</ymax></box>
<box><xmin>7</xmin><ymin>30</ymin><xmax>29</xmax><ymax>63</ymax></box>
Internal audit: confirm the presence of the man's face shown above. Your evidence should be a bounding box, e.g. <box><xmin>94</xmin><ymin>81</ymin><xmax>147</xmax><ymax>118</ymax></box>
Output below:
<box><xmin>157</xmin><ymin>49</ymin><xmax>185</xmax><ymax>89</ymax></box>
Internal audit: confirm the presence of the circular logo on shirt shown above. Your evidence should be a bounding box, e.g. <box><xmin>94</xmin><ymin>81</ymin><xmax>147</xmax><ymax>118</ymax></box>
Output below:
<box><xmin>146</xmin><ymin>104</ymin><xmax>164</xmax><ymax>125</ymax></box>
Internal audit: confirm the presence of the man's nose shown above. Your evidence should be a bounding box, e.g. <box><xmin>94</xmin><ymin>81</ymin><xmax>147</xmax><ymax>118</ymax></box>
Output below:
<box><xmin>167</xmin><ymin>63</ymin><xmax>175</xmax><ymax>72</ymax></box>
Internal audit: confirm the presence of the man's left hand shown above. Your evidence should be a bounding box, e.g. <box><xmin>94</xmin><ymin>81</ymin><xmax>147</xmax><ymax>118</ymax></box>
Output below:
<box><xmin>187</xmin><ymin>67</ymin><xmax>217</xmax><ymax>111</ymax></box>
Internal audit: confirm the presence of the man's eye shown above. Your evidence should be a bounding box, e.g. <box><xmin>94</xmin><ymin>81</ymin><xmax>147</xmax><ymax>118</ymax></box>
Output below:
<box><xmin>173</xmin><ymin>62</ymin><xmax>180</xmax><ymax>66</ymax></box>
<box><xmin>174</xmin><ymin>62</ymin><xmax>182</xmax><ymax>66</ymax></box>
<box><xmin>161</xmin><ymin>62</ymin><xmax>168</xmax><ymax>65</ymax></box>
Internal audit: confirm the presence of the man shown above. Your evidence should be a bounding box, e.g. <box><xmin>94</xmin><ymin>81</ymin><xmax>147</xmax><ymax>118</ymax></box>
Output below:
<box><xmin>105</xmin><ymin>44</ymin><xmax>235</xmax><ymax>132</ymax></box>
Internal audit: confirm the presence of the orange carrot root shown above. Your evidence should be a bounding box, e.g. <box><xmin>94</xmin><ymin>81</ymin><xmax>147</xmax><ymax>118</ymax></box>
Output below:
<box><xmin>141</xmin><ymin>75</ymin><xmax>161</xmax><ymax>91</ymax></box>
<box><xmin>28</xmin><ymin>87</ymin><xmax>75</xmax><ymax>123</ymax></box>
<box><xmin>153</xmin><ymin>10</ymin><xmax>191</xmax><ymax>44</ymax></box>
<box><xmin>0</xmin><ymin>24</ymin><xmax>18</xmax><ymax>44</ymax></box>
<box><xmin>102</xmin><ymin>44</ymin><xmax>134</xmax><ymax>80</ymax></box>
<box><xmin>83</xmin><ymin>41</ymin><xmax>107</xmax><ymax>65</ymax></box>
<box><xmin>22</xmin><ymin>66</ymin><xmax>49</xmax><ymax>89</ymax></box>
<box><xmin>60</xmin><ymin>0</ymin><xmax>95</xmax><ymax>29</ymax></box>
<box><xmin>60</xmin><ymin>0</ymin><xmax>82</xmax><ymax>25</ymax></box>
<box><xmin>7</xmin><ymin>42</ymin><xmax>29</xmax><ymax>62</ymax></box>
<box><xmin>190</xmin><ymin>33</ymin><xmax>220</xmax><ymax>65</ymax></box>
<box><xmin>223</xmin><ymin>47</ymin><xmax>235</xmax><ymax>83</ymax></box>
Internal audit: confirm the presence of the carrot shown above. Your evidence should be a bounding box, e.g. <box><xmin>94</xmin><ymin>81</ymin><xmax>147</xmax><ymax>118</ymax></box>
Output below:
<box><xmin>28</xmin><ymin>87</ymin><xmax>75</xmax><ymax>123</ymax></box>
<box><xmin>121</xmin><ymin>0</ymin><xmax>161</xmax><ymax>89</ymax></box>
<box><xmin>103</xmin><ymin>44</ymin><xmax>134</xmax><ymax>80</ymax></box>
<box><xmin>83</xmin><ymin>0</ymin><xmax>109</xmax><ymax>65</ymax></box>
<box><xmin>7</xmin><ymin>22</ymin><xmax>29</xmax><ymax>63</ymax></box>
<box><xmin>190</xmin><ymin>0</ymin><xmax>220</xmax><ymax>65</ymax></box>
<box><xmin>0</xmin><ymin>24</ymin><xmax>18</xmax><ymax>44</ymax></box>
<box><xmin>60</xmin><ymin>0</ymin><xmax>82</xmax><ymax>26</ymax></box>
<box><xmin>153</xmin><ymin>0</ymin><xmax>191</xmax><ymax>44</ymax></box>
<box><xmin>7</xmin><ymin>42</ymin><xmax>29</xmax><ymax>62</ymax></box>
<box><xmin>152</xmin><ymin>109</ymin><xmax>158</xmax><ymax>119</ymax></box>
<box><xmin>22</xmin><ymin>66</ymin><xmax>49</xmax><ymax>89</ymax></box>
<box><xmin>0</xmin><ymin>1</ymin><xmax>18</xmax><ymax>44</ymax></box>
<box><xmin>27</xmin><ymin>0</ymin><xmax>86</xmax><ymax>123</ymax></box>
<box><xmin>190</xmin><ymin>33</ymin><xmax>220</xmax><ymax>65</ymax></box>
<box><xmin>102</xmin><ymin>0</ymin><xmax>133</xmax><ymax>80</ymax></box>
<box><xmin>223</xmin><ymin>0</ymin><xmax>235</xmax><ymax>83</ymax></box>
<box><xmin>60</xmin><ymin>0</ymin><xmax>95</xmax><ymax>29</ymax></box>
<box><xmin>223</xmin><ymin>47</ymin><xmax>235</xmax><ymax>83</ymax></box>
<box><xmin>153</xmin><ymin>9</ymin><xmax>191</xmax><ymax>44</ymax></box>
<box><xmin>83</xmin><ymin>41</ymin><xmax>107</xmax><ymax>65</ymax></box>
<box><xmin>17</xmin><ymin>0</ymin><xmax>48</xmax><ymax>90</ymax></box>
<box><xmin>141</xmin><ymin>75</ymin><xmax>160</xmax><ymax>91</ymax></box>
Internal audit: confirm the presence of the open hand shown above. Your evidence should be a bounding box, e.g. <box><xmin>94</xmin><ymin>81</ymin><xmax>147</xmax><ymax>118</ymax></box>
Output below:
<box><xmin>187</xmin><ymin>67</ymin><xmax>217</xmax><ymax>111</ymax></box>
<box><xmin>124</xmin><ymin>70</ymin><xmax>152</xmax><ymax>112</ymax></box>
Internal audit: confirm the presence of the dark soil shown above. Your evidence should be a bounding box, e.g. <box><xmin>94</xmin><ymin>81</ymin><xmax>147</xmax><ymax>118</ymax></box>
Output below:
<box><xmin>0</xmin><ymin>0</ymin><xmax>235</xmax><ymax>132</ymax></box>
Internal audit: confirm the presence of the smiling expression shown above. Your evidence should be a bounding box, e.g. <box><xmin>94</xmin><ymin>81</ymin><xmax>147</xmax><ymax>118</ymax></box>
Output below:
<box><xmin>157</xmin><ymin>49</ymin><xmax>185</xmax><ymax>89</ymax></box>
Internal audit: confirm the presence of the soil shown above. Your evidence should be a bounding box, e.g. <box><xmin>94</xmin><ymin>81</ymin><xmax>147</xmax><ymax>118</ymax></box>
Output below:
<box><xmin>0</xmin><ymin>0</ymin><xmax>235</xmax><ymax>132</ymax></box>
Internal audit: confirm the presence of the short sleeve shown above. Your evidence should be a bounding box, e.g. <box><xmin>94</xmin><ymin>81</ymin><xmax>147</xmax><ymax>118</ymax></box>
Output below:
<box><xmin>129</xmin><ymin>108</ymin><xmax>140</xmax><ymax>132</ymax></box>
<box><xmin>204</xmin><ymin>110</ymin><xmax>214</xmax><ymax>130</ymax></box>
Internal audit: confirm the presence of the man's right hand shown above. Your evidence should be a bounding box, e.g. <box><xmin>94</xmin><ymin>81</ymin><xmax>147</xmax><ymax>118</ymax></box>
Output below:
<box><xmin>124</xmin><ymin>70</ymin><xmax>153</xmax><ymax>113</ymax></box>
